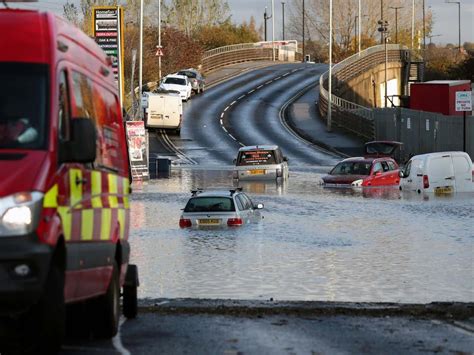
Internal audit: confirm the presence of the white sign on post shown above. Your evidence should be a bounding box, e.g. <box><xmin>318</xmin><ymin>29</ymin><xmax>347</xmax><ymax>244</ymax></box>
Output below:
<box><xmin>455</xmin><ymin>91</ymin><xmax>472</xmax><ymax>112</ymax></box>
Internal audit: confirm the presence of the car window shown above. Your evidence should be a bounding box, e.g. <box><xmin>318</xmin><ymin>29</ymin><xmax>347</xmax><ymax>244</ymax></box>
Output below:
<box><xmin>387</xmin><ymin>161</ymin><xmax>396</xmax><ymax>170</ymax></box>
<box><xmin>234</xmin><ymin>196</ymin><xmax>244</xmax><ymax>211</ymax></box>
<box><xmin>237</xmin><ymin>194</ymin><xmax>252</xmax><ymax>210</ymax></box>
<box><xmin>184</xmin><ymin>197</ymin><xmax>235</xmax><ymax>212</ymax></box>
<box><xmin>164</xmin><ymin>77</ymin><xmax>186</xmax><ymax>86</ymax></box>
<box><xmin>372</xmin><ymin>162</ymin><xmax>383</xmax><ymax>174</ymax></box>
<box><xmin>331</xmin><ymin>161</ymin><xmax>371</xmax><ymax>175</ymax></box>
<box><xmin>404</xmin><ymin>160</ymin><xmax>412</xmax><ymax>177</ymax></box>
<box><xmin>381</xmin><ymin>161</ymin><xmax>389</xmax><ymax>172</ymax></box>
<box><xmin>238</xmin><ymin>150</ymin><xmax>276</xmax><ymax>166</ymax></box>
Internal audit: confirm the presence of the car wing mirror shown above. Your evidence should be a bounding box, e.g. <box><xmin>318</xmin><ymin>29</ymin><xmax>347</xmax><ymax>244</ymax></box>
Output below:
<box><xmin>254</xmin><ymin>203</ymin><xmax>264</xmax><ymax>209</ymax></box>
<box><xmin>283</xmin><ymin>156</ymin><xmax>288</xmax><ymax>162</ymax></box>
<box><xmin>233</xmin><ymin>158</ymin><xmax>237</xmax><ymax>164</ymax></box>
<box><xmin>399</xmin><ymin>170</ymin><xmax>405</xmax><ymax>178</ymax></box>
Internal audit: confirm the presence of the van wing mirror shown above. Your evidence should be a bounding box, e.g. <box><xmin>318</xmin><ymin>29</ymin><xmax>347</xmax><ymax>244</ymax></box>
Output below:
<box><xmin>60</xmin><ymin>118</ymin><xmax>97</xmax><ymax>163</ymax></box>
<box><xmin>283</xmin><ymin>156</ymin><xmax>288</xmax><ymax>162</ymax></box>
<box><xmin>399</xmin><ymin>170</ymin><xmax>405</xmax><ymax>178</ymax></box>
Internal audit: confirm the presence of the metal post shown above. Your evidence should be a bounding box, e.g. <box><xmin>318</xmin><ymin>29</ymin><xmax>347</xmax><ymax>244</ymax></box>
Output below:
<box><xmin>302</xmin><ymin>0</ymin><xmax>305</xmax><ymax>62</ymax></box>
<box><xmin>264</xmin><ymin>7</ymin><xmax>268</xmax><ymax>42</ymax></box>
<box><xmin>282</xmin><ymin>1</ymin><xmax>285</xmax><ymax>41</ymax></box>
<box><xmin>328</xmin><ymin>0</ymin><xmax>332</xmax><ymax>131</ymax></box>
<box><xmin>385</xmin><ymin>34</ymin><xmax>388</xmax><ymax>107</ymax></box>
<box><xmin>411</xmin><ymin>0</ymin><xmax>414</xmax><ymax>49</ymax></box>
<box><xmin>358</xmin><ymin>0</ymin><xmax>361</xmax><ymax>55</ymax></box>
<box><xmin>380</xmin><ymin>0</ymin><xmax>384</xmax><ymax>44</ymax></box>
<box><xmin>117</xmin><ymin>6</ymin><xmax>123</xmax><ymax>109</ymax></box>
<box><xmin>158</xmin><ymin>0</ymin><xmax>162</xmax><ymax>81</ymax></box>
<box><xmin>354</xmin><ymin>15</ymin><xmax>358</xmax><ymax>52</ymax></box>
<box><xmin>272</xmin><ymin>0</ymin><xmax>275</xmax><ymax>61</ymax></box>
<box><xmin>130</xmin><ymin>49</ymin><xmax>137</xmax><ymax>118</ymax></box>
<box><xmin>422</xmin><ymin>0</ymin><xmax>426</xmax><ymax>49</ymax></box>
<box><xmin>390</xmin><ymin>6</ymin><xmax>402</xmax><ymax>44</ymax></box>
<box><xmin>138</xmin><ymin>0</ymin><xmax>144</xmax><ymax>119</ymax></box>
<box><xmin>458</xmin><ymin>2</ymin><xmax>461</xmax><ymax>52</ymax></box>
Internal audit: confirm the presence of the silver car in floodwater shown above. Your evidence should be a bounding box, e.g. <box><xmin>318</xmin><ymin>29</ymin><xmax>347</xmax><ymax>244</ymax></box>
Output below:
<box><xmin>179</xmin><ymin>188</ymin><xmax>264</xmax><ymax>228</ymax></box>
<box><xmin>233</xmin><ymin>145</ymin><xmax>289</xmax><ymax>181</ymax></box>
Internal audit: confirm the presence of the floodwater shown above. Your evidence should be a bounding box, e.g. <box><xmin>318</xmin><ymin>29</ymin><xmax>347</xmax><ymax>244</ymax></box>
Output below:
<box><xmin>130</xmin><ymin>167</ymin><xmax>474</xmax><ymax>304</ymax></box>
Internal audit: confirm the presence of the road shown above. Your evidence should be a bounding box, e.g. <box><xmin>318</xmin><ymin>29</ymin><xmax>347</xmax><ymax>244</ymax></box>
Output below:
<box><xmin>60</xmin><ymin>63</ymin><xmax>473</xmax><ymax>354</ymax></box>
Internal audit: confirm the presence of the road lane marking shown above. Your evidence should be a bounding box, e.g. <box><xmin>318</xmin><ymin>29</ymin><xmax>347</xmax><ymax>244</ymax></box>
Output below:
<box><xmin>230</xmin><ymin>100</ymin><xmax>237</xmax><ymax>106</ymax></box>
<box><xmin>220</xmin><ymin>119</ymin><xmax>223</xmax><ymax>125</ymax></box>
<box><xmin>160</xmin><ymin>130</ymin><xmax>198</xmax><ymax>165</ymax></box>
<box><xmin>222</xmin><ymin>127</ymin><xmax>228</xmax><ymax>133</ymax></box>
<box><xmin>220</xmin><ymin>113</ymin><xmax>224</xmax><ymax>118</ymax></box>
<box><xmin>265</xmin><ymin>80</ymin><xmax>273</xmax><ymax>85</ymax></box>
<box><xmin>257</xmin><ymin>85</ymin><xmax>264</xmax><ymax>89</ymax></box>
<box><xmin>274</xmin><ymin>76</ymin><xmax>281</xmax><ymax>80</ymax></box>
<box><xmin>112</xmin><ymin>316</ymin><xmax>130</xmax><ymax>355</ymax></box>
<box><xmin>228</xmin><ymin>134</ymin><xmax>237</xmax><ymax>141</ymax></box>
<box><xmin>248</xmin><ymin>89</ymin><xmax>255</xmax><ymax>94</ymax></box>
<box><xmin>224</xmin><ymin>106</ymin><xmax>229</xmax><ymax>112</ymax></box>
<box><xmin>238</xmin><ymin>95</ymin><xmax>246</xmax><ymax>100</ymax></box>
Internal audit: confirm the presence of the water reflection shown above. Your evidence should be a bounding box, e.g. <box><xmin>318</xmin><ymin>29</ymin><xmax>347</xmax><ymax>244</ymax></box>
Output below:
<box><xmin>130</xmin><ymin>167</ymin><xmax>474</xmax><ymax>303</ymax></box>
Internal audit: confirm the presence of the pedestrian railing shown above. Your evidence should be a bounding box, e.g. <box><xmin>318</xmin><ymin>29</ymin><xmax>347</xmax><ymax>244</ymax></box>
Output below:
<box><xmin>201</xmin><ymin>40</ymin><xmax>301</xmax><ymax>73</ymax></box>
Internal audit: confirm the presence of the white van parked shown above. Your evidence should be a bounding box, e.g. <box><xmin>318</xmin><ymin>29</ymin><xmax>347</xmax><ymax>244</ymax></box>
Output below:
<box><xmin>144</xmin><ymin>91</ymin><xmax>183</xmax><ymax>134</ymax></box>
<box><xmin>399</xmin><ymin>151</ymin><xmax>474</xmax><ymax>194</ymax></box>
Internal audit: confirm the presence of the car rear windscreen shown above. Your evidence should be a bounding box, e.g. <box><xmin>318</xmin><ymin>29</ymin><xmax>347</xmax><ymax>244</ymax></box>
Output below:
<box><xmin>184</xmin><ymin>197</ymin><xmax>235</xmax><ymax>212</ymax></box>
<box><xmin>165</xmin><ymin>77</ymin><xmax>186</xmax><ymax>85</ymax></box>
<box><xmin>238</xmin><ymin>150</ymin><xmax>276</xmax><ymax>166</ymax></box>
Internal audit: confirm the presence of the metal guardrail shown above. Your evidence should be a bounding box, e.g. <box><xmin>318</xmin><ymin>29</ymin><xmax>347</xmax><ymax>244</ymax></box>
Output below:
<box><xmin>201</xmin><ymin>40</ymin><xmax>300</xmax><ymax>73</ymax></box>
<box><xmin>318</xmin><ymin>44</ymin><xmax>407</xmax><ymax>140</ymax></box>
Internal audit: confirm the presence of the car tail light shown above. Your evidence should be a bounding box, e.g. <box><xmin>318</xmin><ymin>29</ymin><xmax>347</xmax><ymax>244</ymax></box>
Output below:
<box><xmin>276</xmin><ymin>168</ymin><xmax>282</xmax><ymax>177</ymax></box>
<box><xmin>179</xmin><ymin>218</ymin><xmax>192</xmax><ymax>228</ymax></box>
<box><xmin>472</xmin><ymin>170</ymin><xmax>474</xmax><ymax>182</ymax></box>
<box><xmin>227</xmin><ymin>218</ymin><xmax>243</xmax><ymax>227</ymax></box>
<box><xmin>423</xmin><ymin>175</ymin><xmax>429</xmax><ymax>189</ymax></box>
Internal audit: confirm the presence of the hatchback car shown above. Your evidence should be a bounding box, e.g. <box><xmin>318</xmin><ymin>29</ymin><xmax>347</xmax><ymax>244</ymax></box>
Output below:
<box><xmin>179</xmin><ymin>188</ymin><xmax>264</xmax><ymax>228</ymax></box>
<box><xmin>322</xmin><ymin>157</ymin><xmax>400</xmax><ymax>187</ymax></box>
<box><xmin>160</xmin><ymin>74</ymin><xmax>192</xmax><ymax>101</ymax></box>
<box><xmin>176</xmin><ymin>68</ymin><xmax>205</xmax><ymax>94</ymax></box>
<box><xmin>233</xmin><ymin>145</ymin><xmax>289</xmax><ymax>181</ymax></box>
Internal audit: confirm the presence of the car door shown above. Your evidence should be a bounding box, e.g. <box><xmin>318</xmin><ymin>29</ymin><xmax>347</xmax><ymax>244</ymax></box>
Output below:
<box><xmin>452</xmin><ymin>153</ymin><xmax>473</xmax><ymax>192</ymax></box>
<box><xmin>236</xmin><ymin>194</ymin><xmax>252</xmax><ymax>223</ymax></box>
<box><xmin>367</xmin><ymin>161</ymin><xmax>384</xmax><ymax>186</ymax></box>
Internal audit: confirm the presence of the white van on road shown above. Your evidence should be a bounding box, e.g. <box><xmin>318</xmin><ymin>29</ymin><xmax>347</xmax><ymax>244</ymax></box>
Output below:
<box><xmin>399</xmin><ymin>151</ymin><xmax>474</xmax><ymax>194</ymax></box>
<box><xmin>144</xmin><ymin>91</ymin><xmax>183</xmax><ymax>134</ymax></box>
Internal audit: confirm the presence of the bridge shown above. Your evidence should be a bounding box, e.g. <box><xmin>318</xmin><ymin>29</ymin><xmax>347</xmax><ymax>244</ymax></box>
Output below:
<box><xmin>197</xmin><ymin>41</ymin><xmax>472</xmax><ymax>159</ymax></box>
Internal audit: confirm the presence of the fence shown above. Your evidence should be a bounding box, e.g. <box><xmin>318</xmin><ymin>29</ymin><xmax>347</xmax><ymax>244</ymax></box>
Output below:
<box><xmin>201</xmin><ymin>41</ymin><xmax>301</xmax><ymax>73</ymax></box>
<box><xmin>374</xmin><ymin>108</ymin><xmax>474</xmax><ymax>160</ymax></box>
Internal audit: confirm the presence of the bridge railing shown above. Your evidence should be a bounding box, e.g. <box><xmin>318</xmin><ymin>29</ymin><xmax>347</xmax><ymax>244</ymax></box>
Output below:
<box><xmin>201</xmin><ymin>40</ymin><xmax>300</xmax><ymax>73</ymax></box>
<box><xmin>319</xmin><ymin>44</ymin><xmax>407</xmax><ymax>140</ymax></box>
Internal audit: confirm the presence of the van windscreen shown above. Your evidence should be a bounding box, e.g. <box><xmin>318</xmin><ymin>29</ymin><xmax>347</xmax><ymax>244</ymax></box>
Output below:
<box><xmin>238</xmin><ymin>150</ymin><xmax>276</xmax><ymax>166</ymax></box>
<box><xmin>0</xmin><ymin>63</ymin><xmax>48</xmax><ymax>150</ymax></box>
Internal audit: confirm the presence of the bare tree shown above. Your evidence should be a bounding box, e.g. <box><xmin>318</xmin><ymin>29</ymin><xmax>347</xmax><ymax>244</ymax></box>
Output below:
<box><xmin>63</xmin><ymin>1</ymin><xmax>80</xmax><ymax>27</ymax></box>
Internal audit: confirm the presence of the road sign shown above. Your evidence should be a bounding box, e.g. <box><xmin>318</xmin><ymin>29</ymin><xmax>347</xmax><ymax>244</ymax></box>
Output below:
<box><xmin>156</xmin><ymin>46</ymin><xmax>164</xmax><ymax>57</ymax></box>
<box><xmin>455</xmin><ymin>91</ymin><xmax>472</xmax><ymax>112</ymax></box>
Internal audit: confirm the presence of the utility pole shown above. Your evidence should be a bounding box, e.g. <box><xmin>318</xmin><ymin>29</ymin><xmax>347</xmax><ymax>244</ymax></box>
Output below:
<box><xmin>411</xmin><ymin>0</ymin><xmax>415</xmax><ymax>49</ymax></box>
<box><xmin>378</xmin><ymin>20</ymin><xmax>389</xmax><ymax>107</ymax></box>
<box><xmin>389</xmin><ymin>6</ymin><xmax>403</xmax><ymax>43</ymax></box>
<box><xmin>281</xmin><ymin>1</ymin><xmax>285</xmax><ymax>41</ymax></box>
<box><xmin>138</xmin><ymin>0</ymin><xmax>144</xmax><ymax>119</ymax></box>
<box><xmin>358</xmin><ymin>0</ymin><xmax>361</xmax><ymax>55</ymax></box>
<box><xmin>428</xmin><ymin>34</ymin><xmax>441</xmax><ymax>45</ymax></box>
<box><xmin>446</xmin><ymin>1</ymin><xmax>461</xmax><ymax>53</ymax></box>
<box><xmin>158</xmin><ymin>0</ymin><xmax>162</xmax><ymax>82</ymax></box>
<box><xmin>272</xmin><ymin>0</ymin><xmax>275</xmax><ymax>61</ymax></box>
<box><xmin>328</xmin><ymin>0</ymin><xmax>332</xmax><ymax>131</ymax></box>
<box><xmin>380</xmin><ymin>0</ymin><xmax>384</xmax><ymax>44</ymax></box>
<box><xmin>422</xmin><ymin>0</ymin><xmax>426</xmax><ymax>49</ymax></box>
<box><xmin>264</xmin><ymin>6</ymin><xmax>271</xmax><ymax>42</ymax></box>
<box><xmin>302</xmin><ymin>0</ymin><xmax>305</xmax><ymax>62</ymax></box>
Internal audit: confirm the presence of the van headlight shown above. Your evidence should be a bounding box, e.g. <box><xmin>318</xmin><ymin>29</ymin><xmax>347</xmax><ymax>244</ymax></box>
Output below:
<box><xmin>351</xmin><ymin>179</ymin><xmax>363</xmax><ymax>187</ymax></box>
<box><xmin>0</xmin><ymin>192</ymin><xmax>43</xmax><ymax>236</ymax></box>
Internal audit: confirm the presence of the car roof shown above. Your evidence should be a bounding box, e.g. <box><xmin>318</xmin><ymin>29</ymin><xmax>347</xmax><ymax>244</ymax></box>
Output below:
<box><xmin>238</xmin><ymin>145</ymin><xmax>279</xmax><ymax>152</ymax></box>
<box><xmin>339</xmin><ymin>156</ymin><xmax>393</xmax><ymax>164</ymax></box>
<box><xmin>190</xmin><ymin>191</ymin><xmax>236</xmax><ymax>198</ymax></box>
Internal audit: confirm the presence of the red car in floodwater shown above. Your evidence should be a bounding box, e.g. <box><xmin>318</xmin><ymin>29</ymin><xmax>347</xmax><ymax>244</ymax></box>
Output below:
<box><xmin>322</xmin><ymin>156</ymin><xmax>400</xmax><ymax>187</ymax></box>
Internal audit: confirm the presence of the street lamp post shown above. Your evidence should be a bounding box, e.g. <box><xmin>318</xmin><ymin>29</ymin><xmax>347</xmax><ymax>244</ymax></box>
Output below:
<box><xmin>138</xmin><ymin>0</ymin><xmax>144</xmax><ymax>119</ymax></box>
<box><xmin>380</xmin><ymin>0</ymin><xmax>384</xmax><ymax>44</ymax></box>
<box><xmin>446</xmin><ymin>1</ymin><xmax>461</xmax><ymax>53</ymax></box>
<box><xmin>302</xmin><ymin>0</ymin><xmax>305</xmax><ymax>62</ymax></box>
<box><xmin>281</xmin><ymin>1</ymin><xmax>285</xmax><ymax>41</ymax></box>
<box><xmin>158</xmin><ymin>0</ymin><xmax>162</xmax><ymax>82</ymax></box>
<box><xmin>378</xmin><ymin>20</ymin><xmax>389</xmax><ymax>108</ymax></box>
<box><xmin>389</xmin><ymin>6</ymin><xmax>403</xmax><ymax>43</ymax></box>
<box><xmin>428</xmin><ymin>34</ymin><xmax>442</xmax><ymax>45</ymax></box>
<box><xmin>328</xmin><ymin>0</ymin><xmax>332</xmax><ymax>131</ymax></box>
<box><xmin>272</xmin><ymin>0</ymin><xmax>275</xmax><ymax>61</ymax></box>
<box><xmin>264</xmin><ymin>7</ymin><xmax>271</xmax><ymax>42</ymax></box>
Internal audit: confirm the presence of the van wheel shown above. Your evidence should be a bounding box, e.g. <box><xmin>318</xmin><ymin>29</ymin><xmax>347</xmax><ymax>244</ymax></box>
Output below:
<box><xmin>23</xmin><ymin>264</ymin><xmax>65</xmax><ymax>353</ymax></box>
<box><xmin>91</xmin><ymin>261</ymin><xmax>120</xmax><ymax>338</ymax></box>
<box><xmin>123</xmin><ymin>265</ymin><xmax>139</xmax><ymax>319</ymax></box>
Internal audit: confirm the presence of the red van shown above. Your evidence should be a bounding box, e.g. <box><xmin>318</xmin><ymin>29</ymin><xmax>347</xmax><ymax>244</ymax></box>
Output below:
<box><xmin>0</xmin><ymin>8</ymin><xmax>137</xmax><ymax>352</ymax></box>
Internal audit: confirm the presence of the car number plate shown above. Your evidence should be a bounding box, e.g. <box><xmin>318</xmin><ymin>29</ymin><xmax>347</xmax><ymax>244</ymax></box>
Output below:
<box><xmin>198</xmin><ymin>219</ymin><xmax>220</xmax><ymax>225</ymax></box>
<box><xmin>435</xmin><ymin>186</ymin><xmax>453</xmax><ymax>195</ymax></box>
<box><xmin>249</xmin><ymin>169</ymin><xmax>265</xmax><ymax>175</ymax></box>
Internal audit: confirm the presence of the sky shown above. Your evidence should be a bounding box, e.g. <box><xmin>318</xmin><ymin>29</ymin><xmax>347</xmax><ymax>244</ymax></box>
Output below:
<box><xmin>5</xmin><ymin>0</ymin><xmax>473</xmax><ymax>45</ymax></box>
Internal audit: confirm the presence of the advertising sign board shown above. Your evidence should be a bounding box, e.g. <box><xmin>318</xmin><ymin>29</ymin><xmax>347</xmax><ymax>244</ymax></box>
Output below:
<box><xmin>125</xmin><ymin>121</ymin><xmax>149</xmax><ymax>180</ymax></box>
<box><xmin>92</xmin><ymin>6</ymin><xmax>124</xmax><ymax>106</ymax></box>
<box><xmin>455</xmin><ymin>91</ymin><xmax>472</xmax><ymax>112</ymax></box>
